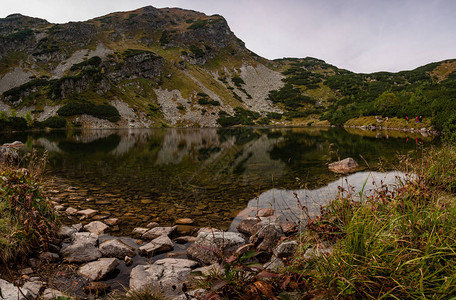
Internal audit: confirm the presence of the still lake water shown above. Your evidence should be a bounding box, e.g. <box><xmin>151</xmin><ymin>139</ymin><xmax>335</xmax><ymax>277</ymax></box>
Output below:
<box><xmin>1</xmin><ymin>127</ymin><xmax>437</xmax><ymax>234</ymax></box>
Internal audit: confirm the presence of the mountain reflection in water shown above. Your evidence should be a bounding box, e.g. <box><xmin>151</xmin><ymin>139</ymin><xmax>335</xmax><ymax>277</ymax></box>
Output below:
<box><xmin>229</xmin><ymin>171</ymin><xmax>407</xmax><ymax>231</ymax></box>
<box><xmin>0</xmin><ymin>127</ymin><xmax>436</xmax><ymax>234</ymax></box>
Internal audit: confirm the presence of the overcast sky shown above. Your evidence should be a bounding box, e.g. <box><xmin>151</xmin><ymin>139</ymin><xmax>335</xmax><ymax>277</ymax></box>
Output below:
<box><xmin>2</xmin><ymin>0</ymin><xmax>455</xmax><ymax>73</ymax></box>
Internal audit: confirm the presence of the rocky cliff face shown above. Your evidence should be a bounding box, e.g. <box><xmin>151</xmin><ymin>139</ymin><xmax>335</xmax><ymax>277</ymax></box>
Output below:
<box><xmin>0</xmin><ymin>6</ymin><xmax>284</xmax><ymax>128</ymax></box>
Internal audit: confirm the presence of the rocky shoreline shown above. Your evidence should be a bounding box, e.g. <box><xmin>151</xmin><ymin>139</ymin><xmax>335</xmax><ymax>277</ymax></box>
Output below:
<box><xmin>0</xmin><ymin>198</ymin><xmax>299</xmax><ymax>300</ymax></box>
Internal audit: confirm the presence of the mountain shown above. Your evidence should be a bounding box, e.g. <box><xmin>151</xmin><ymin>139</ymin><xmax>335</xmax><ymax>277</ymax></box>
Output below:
<box><xmin>1</xmin><ymin>6</ymin><xmax>456</xmax><ymax>131</ymax></box>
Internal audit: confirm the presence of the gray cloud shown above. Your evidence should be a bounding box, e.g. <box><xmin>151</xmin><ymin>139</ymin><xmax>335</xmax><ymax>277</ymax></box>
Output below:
<box><xmin>2</xmin><ymin>0</ymin><xmax>455</xmax><ymax>72</ymax></box>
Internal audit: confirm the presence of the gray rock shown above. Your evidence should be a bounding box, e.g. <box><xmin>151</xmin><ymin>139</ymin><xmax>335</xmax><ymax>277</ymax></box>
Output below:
<box><xmin>65</xmin><ymin>207</ymin><xmax>78</xmax><ymax>215</ymax></box>
<box><xmin>142</xmin><ymin>226</ymin><xmax>177</xmax><ymax>240</ymax></box>
<box><xmin>0</xmin><ymin>279</ymin><xmax>34</xmax><ymax>300</ymax></box>
<box><xmin>3</xmin><ymin>141</ymin><xmax>24</xmax><ymax>147</ymax></box>
<box><xmin>238</xmin><ymin>217</ymin><xmax>286</xmax><ymax>255</ymax></box>
<box><xmin>328</xmin><ymin>157</ymin><xmax>359</xmax><ymax>173</ymax></box>
<box><xmin>146</xmin><ymin>221</ymin><xmax>159</xmax><ymax>228</ymax></box>
<box><xmin>253</xmin><ymin>223</ymin><xmax>284</xmax><ymax>253</ymax></box>
<box><xmin>274</xmin><ymin>241</ymin><xmax>299</xmax><ymax>258</ymax></box>
<box><xmin>105</xmin><ymin>218</ymin><xmax>119</xmax><ymax>226</ymax></box>
<box><xmin>42</xmin><ymin>288</ymin><xmax>67</xmax><ymax>300</ymax></box>
<box><xmin>237</xmin><ymin>217</ymin><xmax>261</xmax><ymax>235</ymax></box>
<box><xmin>78</xmin><ymin>258</ymin><xmax>120</xmax><ymax>281</ymax></box>
<box><xmin>187</xmin><ymin>231</ymin><xmax>246</xmax><ymax>265</ymax></box>
<box><xmin>77</xmin><ymin>208</ymin><xmax>98</xmax><ymax>218</ymax></box>
<box><xmin>73</xmin><ymin>232</ymin><xmax>98</xmax><ymax>246</ymax></box>
<box><xmin>99</xmin><ymin>239</ymin><xmax>136</xmax><ymax>259</ymax></box>
<box><xmin>84</xmin><ymin>221</ymin><xmax>109</xmax><ymax>235</ymax></box>
<box><xmin>58</xmin><ymin>226</ymin><xmax>76</xmax><ymax>239</ymax></box>
<box><xmin>22</xmin><ymin>281</ymin><xmax>42</xmax><ymax>299</ymax></box>
<box><xmin>40</xmin><ymin>252</ymin><xmax>59</xmax><ymax>263</ymax></box>
<box><xmin>132</xmin><ymin>227</ymin><xmax>149</xmax><ymax>237</ymax></box>
<box><xmin>263</xmin><ymin>255</ymin><xmax>285</xmax><ymax>272</ymax></box>
<box><xmin>72</xmin><ymin>223</ymin><xmax>84</xmax><ymax>232</ymax></box>
<box><xmin>303</xmin><ymin>246</ymin><xmax>334</xmax><ymax>260</ymax></box>
<box><xmin>129</xmin><ymin>259</ymin><xmax>194</xmax><ymax>298</ymax></box>
<box><xmin>257</xmin><ymin>208</ymin><xmax>275</xmax><ymax>217</ymax></box>
<box><xmin>60</xmin><ymin>232</ymin><xmax>101</xmax><ymax>263</ymax></box>
<box><xmin>139</xmin><ymin>235</ymin><xmax>174</xmax><ymax>256</ymax></box>
<box><xmin>154</xmin><ymin>258</ymin><xmax>199</xmax><ymax>269</ymax></box>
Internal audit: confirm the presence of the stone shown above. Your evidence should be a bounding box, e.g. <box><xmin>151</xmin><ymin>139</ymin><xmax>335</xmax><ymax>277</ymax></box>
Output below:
<box><xmin>104</xmin><ymin>218</ymin><xmax>119</xmax><ymax>226</ymax></box>
<box><xmin>154</xmin><ymin>258</ymin><xmax>199</xmax><ymax>269</ymax></box>
<box><xmin>142</xmin><ymin>226</ymin><xmax>177</xmax><ymax>240</ymax></box>
<box><xmin>78</xmin><ymin>208</ymin><xmax>98</xmax><ymax>218</ymax></box>
<box><xmin>58</xmin><ymin>226</ymin><xmax>76</xmax><ymax>239</ymax></box>
<box><xmin>175</xmin><ymin>218</ymin><xmax>194</xmax><ymax>225</ymax></box>
<box><xmin>303</xmin><ymin>245</ymin><xmax>334</xmax><ymax>260</ymax></box>
<box><xmin>60</xmin><ymin>232</ymin><xmax>101</xmax><ymax>263</ymax></box>
<box><xmin>3</xmin><ymin>141</ymin><xmax>24</xmax><ymax>147</ymax></box>
<box><xmin>125</xmin><ymin>256</ymin><xmax>134</xmax><ymax>266</ymax></box>
<box><xmin>99</xmin><ymin>239</ymin><xmax>136</xmax><ymax>259</ymax></box>
<box><xmin>192</xmin><ymin>263</ymin><xmax>222</xmax><ymax>276</ymax></box>
<box><xmin>279</xmin><ymin>220</ymin><xmax>298</xmax><ymax>235</ymax></box>
<box><xmin>197</xmin><ymin>227</ymin><xmax>222</xmax><ymax>235</ymax></box>
<box><xmin>139</xmin><ymin>235</ymin><xmax>174</xmax><ymax>256</ymax></box>
<box><xmin>83</xmin><ymin>282</ymin><xmax>110</xmax><ymax>294</ymax></box>
<box><xmin>72</xmin><ymin>223</ymin><xmax>84</xmax><ymax>232</ymax></box>
<box><xmin>132</xmin><ymin>227</ymin><xmax>149</xmax><ymax>237</ymax></box>
<box><xmin>146</xmin><ymin>221</ymin><xmax>159</xmax><ymax>228</ymax></box>
<box><xmin>187</xmin><ymin>231</ymin><xmax>247</xmax><ymax>265</ymax></box>
<box><xmin>54</xmin><ymin>205</ymin><xmax>65</xmax><ymax>211</ymax></box>
<box><xmin>73</xmin><ymin>232</ymin><xmax>99</xmax><ymax>246</ymax></box>
<box><xmin>40</xmin><ymin>252</ymin><xmax>59</xmax><ymax>263</ymax></box>
<box><xmin>85</xmin><ymin>221</ymin><xmax>109</xmax><ymax>235</ymax></box>
<box><xmin>65</xmin><ymin>207</ymin><xmax>78</xmax><ymax>215</ymax></box>
<box><xmin>253</xmin><ymin>223</ymin><xmax>285</xmax><ymax>254</ymax></box>
<box><xmin>328</xmin><ymin>157</ymin><xmax>359</xmax><ymax>173</ymax></box>
<box><xmin>42</xmin><ymin>288</ymin><xmax>67</xmax><ymax>300</ymax></box>
<box><xmin>237</xmin><ymin>217</ymin><xmax>261</xmax><ymax>235</ymax></box>
<box><xmin>22</xmin><ymin>267</ymin><xmax>33</xmax><ymax>275</ymax></box>
<box><xmin>274</xmin><ymin>241</ymin><xmax>299</xmax><ymax>258</ymax></box>
<box><xmin>129</xmin><ymin>259</ymin><xmax>194</xmax><ymax>298</ymax></box>
<box><xmin>78</xmin><ymin>258</ymin><xmax>120</xmax><ymax>281</ymax></box>
<box><xmin>23</xmin><ymin>281</ymin><xmax>42</xmax><ymax>299</ymax></box>
<box><xmin>263</xmin><ymin>255</ymin><xmax>285</xmax><ymax>272</ymax></box>
<box><xmin>0</xmin><ymin>279</ymin><xmax>34</xmax><ymax>300</ymax></box>
<box><xmin>257</xmin><ymin>208</ymin><xmax>275</xmax><ymax>217</ymax></box>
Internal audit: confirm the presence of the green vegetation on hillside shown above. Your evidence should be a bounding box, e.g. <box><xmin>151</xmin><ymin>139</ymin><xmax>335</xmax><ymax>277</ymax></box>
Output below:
<box><xmin>57</xmin><ymin>102</ymin><xmax>120</xmax><ymax>122</ymax></box>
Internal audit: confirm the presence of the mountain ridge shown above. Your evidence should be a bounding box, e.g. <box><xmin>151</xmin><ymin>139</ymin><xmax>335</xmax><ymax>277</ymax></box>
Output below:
<box><xmin>1</xmin><ymin>6</ymin><xmax>456</xmax><ymax>132</ymax></box>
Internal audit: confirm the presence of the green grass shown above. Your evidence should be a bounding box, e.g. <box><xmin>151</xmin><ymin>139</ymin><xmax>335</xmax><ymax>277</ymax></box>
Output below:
<box><xmin>292</xmin><ymin>146</ymin><xmax>456</xmax><ymax>299</ymax></box>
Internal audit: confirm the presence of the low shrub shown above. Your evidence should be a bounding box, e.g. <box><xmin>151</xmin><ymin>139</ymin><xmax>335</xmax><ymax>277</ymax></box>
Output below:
<box><xmin>0</xmin><ymin>163</ymin><xmax>58</xmax><ymax>263</ymax></box>
<box><xmin>57</xmin><ymin>102</ymin><xmax>120</xmax><ymax>122</ymax></box>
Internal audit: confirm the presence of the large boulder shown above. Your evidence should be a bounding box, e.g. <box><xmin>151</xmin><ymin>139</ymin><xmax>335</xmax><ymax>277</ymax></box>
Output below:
<box><xmin>142</xmin><ymin>226</ymin><xmax>177</xmax><ymax>240</ymax></box>
<box><xmin>129</xmin><ymin>258</ymin><xmax>198</xmax><ymax>298</ymax></box>
<box><xmin>187</xmin><ymin>231</ymin><xmax>247</xmax><ymax>265</ymax></box>
<box><xmin>60</xmin><ymin>232</ymin><xmax>101</xmax><ymax>263</ymax></box>
<box><xmin>78</xmin><ymin>258</ymin><xmax>120</xmax><ymax>281</ymax></box>
<box><xmin>99</xmin><ymin>239</ymin><xmax>136</xmax><ymax>259</ymax></box>
<box><xmin>84</xmin><ymin>221</ymin><xmax>108</xmax><ymax>235</ymax></box>
<box><xmin>328</xmin><ymin>157</ymin><xmax>359</xmax><ymax>173</ymax></box>
<box><xmin>0</xmin><ymin>279</ymin><xmax>34</xmax><ymax>300</ymax></box>
<box><xmin>139</xmin><ymin>235</ymin><xmax>174</xmax><ymax>256</ymax></box>
<box><xmin>237</xmin><ymin>217</ymin><xmax>286</xmax><ymax>255</ymax></box>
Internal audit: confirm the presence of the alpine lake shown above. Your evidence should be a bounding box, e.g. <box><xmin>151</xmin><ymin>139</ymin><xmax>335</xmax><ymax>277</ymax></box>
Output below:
<box><xmin>0</xmin><ymin>127</ymin><xmax>438</xmax><ymax>236</ymax></box>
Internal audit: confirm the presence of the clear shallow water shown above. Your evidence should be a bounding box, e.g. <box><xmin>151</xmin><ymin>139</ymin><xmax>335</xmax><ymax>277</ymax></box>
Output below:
<box><xmin>0</xmin><ymin>127</ymin><xmax>436</xmax><ymax>234</ymax></box>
